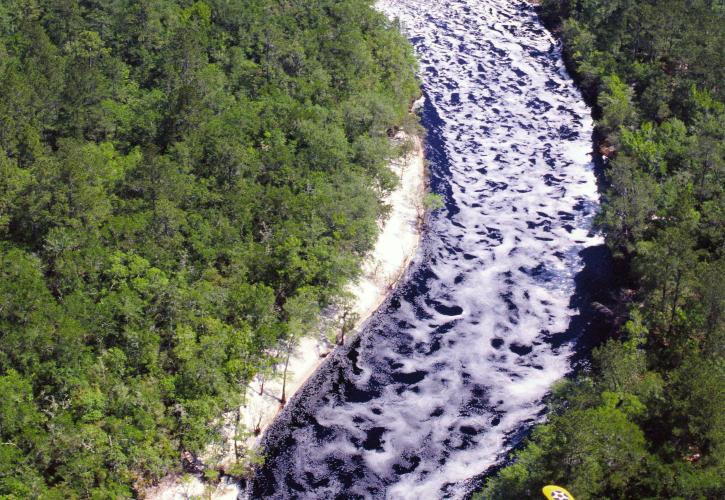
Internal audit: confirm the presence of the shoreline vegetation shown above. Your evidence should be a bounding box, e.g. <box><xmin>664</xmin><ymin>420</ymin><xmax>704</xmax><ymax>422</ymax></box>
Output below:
<box><xmin>0</xmin><ymin>1</ymin><xmax>424</xmax><ymax>498</ymax></box>
<box><xmin>480</xmin><ymin>1</ymin><xmax>723</xmax><ymax>498</ymax></box>
<box><xmin>145</xmin><ymin>129</ymin><xmax>427</xmax><ymax>500</ymax></box>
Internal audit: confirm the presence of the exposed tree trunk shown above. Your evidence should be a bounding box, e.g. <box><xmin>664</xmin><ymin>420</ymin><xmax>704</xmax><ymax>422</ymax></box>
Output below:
<box><xmin>338</xmin><ymin>310</ymin><xmax>348</xmax><ymax>346</ymax></box>
<box><xmin>254</xmin><ymin>414</ymin><xmax>263</xmax><ymax>436</ymax></box>
<box><xmin>234</xmin><ymin>408</ymin><xmax>241</xmax><ymax>462</ymax></box>
<box><xmin>280</xmin><ymin>347</ymin><xmax>291</xmax><ymax>405</ymax></box>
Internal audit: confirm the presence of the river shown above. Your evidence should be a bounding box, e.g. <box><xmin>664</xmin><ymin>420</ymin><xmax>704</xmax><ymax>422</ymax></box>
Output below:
<box><xmin>250</xmin><ymin>1</ymin><xmax>607</xmax><ymax>498</ymax></box>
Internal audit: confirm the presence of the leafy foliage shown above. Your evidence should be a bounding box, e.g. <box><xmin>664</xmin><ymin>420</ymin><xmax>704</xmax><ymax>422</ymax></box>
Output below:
<box><xmin>0</xmin><ymin>0</ymin><xmax>418</xmax><ymax>496</ymax></box>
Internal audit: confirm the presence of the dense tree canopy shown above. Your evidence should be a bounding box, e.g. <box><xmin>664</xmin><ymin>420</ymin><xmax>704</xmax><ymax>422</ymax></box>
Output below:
<box><xmin>481</xmin><ymin>1</ymin><xmax>724</xmax><ymax>498</ymax></box>
<box><xmin>0</xmin><ymin>0</ymin><xmax>418</xmax><ymax>496</ymax></box>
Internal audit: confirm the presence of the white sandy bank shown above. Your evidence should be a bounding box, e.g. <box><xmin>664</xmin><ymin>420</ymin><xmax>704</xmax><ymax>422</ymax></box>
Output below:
<box><xmin>144</xmin><ymin>130</ymin><xmax>426</xmax><ymax>499</ymax></box>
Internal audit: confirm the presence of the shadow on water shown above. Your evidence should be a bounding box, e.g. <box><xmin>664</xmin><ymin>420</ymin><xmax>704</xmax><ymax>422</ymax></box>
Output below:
<box><xmin>422</xmin><ymin>88</ymin><xmax>458</xmax><ymax>216</ymax></box>
<box><xmin>456</xmin><ymin>123</ymin><xmax>617</xmax><ymax>499</ymax></box>
<box><xmin>460</xmin><ymin>243</ymin><xmax>615</xmax><ymax>497</ymax></box>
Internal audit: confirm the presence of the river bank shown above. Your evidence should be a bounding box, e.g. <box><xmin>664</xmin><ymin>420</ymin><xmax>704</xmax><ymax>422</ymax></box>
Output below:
<box><xmin>143</xmin><ymin>130</ymin><xmax>427</xmax><ymax>499</ymax></box>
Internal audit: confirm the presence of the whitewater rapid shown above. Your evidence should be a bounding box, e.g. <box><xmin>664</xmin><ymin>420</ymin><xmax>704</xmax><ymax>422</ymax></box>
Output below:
<box><xmin>251</xmin><ymin>1</ymin><xmax>603</xmax><ymax>498</ymax></box>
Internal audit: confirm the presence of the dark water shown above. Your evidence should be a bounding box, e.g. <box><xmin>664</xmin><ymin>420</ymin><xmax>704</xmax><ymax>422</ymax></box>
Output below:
<box><xmin>249</xmin><ymin>1</ymin><xmax>610</xmax><ymax>498</ymax></box>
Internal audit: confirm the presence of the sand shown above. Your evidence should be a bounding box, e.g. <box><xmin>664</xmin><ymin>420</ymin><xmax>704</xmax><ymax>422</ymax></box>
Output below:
<box><xmin>144</xmin><ymin>131</ymin><xmax>426</xmax><ymax>499</ymax></box>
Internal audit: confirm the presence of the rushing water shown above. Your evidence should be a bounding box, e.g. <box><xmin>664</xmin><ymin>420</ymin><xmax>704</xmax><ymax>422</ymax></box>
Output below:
<box><xmin>250</xmin><ymin>1</ymin><xmax>606</xmax><ymax>498</ymax></box>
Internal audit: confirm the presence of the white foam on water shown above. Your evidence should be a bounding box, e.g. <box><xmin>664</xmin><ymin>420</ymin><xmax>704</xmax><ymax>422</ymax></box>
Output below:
<box><xmin>252</xmin><ymin>1</ymin><xmax>602</xmax><ymax>498</ymax></box>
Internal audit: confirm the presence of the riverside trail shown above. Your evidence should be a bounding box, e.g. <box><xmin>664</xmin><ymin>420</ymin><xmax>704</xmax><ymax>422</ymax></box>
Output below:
<box><xmin>250</xmin><ymin>1</ymin><xmax>608</xmax><ymax>498</ymax></box>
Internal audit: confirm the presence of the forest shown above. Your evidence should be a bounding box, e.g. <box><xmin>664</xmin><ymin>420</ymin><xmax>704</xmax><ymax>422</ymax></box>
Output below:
<box><xmin>480</xmin><ymin>0</ymin><xmax>724</xmax><ymax>498</ymax></box>
<box><xmin>0</xmin><ymin>0</ymin><xmax>418</xmax><ymax>496</ymax></box>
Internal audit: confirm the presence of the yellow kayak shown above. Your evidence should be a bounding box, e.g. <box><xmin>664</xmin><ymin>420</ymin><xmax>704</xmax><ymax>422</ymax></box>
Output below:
<box><xmin>542</xmin><ymin>485</ymin><xmax>575</xmax><ymax>500</ymax></box>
